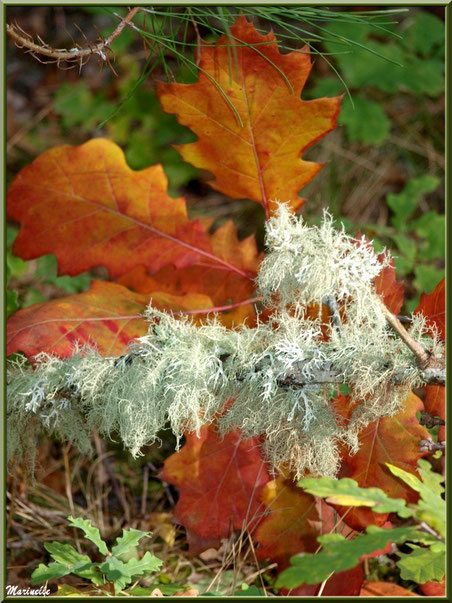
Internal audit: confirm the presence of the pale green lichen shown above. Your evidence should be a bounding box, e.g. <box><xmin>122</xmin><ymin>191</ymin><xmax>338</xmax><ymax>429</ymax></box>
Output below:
<box><xmin>7</xmin><ymin>204</ymin><xmax>444</xmax><ymax>479</ymax></box>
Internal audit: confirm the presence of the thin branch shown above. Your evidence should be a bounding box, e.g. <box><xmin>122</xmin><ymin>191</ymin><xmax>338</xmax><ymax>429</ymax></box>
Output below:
<box><xmin>279</xmin><ymin>365</ymin><xmax>445</xmax><ymax>387</ymax></box>
<box><xmin>375</xmin><ymin>295</ymin><xmax>432</xmax><ymax>369</ymax></box>
<box><xmin>6</xmin><ymin>7</ymin><xmax>142</xmax><ymax>66</ymax></box>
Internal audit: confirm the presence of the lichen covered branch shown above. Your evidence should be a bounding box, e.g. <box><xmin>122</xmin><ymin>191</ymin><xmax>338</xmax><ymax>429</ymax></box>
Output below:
<box><xmin>7</xmin><ymin>205</ymin><xmax>445</xmax><ymax>479</ymax></box>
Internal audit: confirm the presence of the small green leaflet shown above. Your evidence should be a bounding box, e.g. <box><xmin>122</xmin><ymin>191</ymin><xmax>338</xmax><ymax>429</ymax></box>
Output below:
<box><xmin>99</xmin><ymin>556</ymin><xmax>131</xmax><ymax>594</ymax></box>
<box><xmin>339</xmin><ymin>96</ymin><xmax>391</xmax><ymax>146</ymax></box>
<box><xmin>387</xmin><ymin>461</ymin><xmax>445</xmax><ymax>536</ymax></box>
<box><xmin>397</xmin><ymin>545</ymin><xmax>445</xmax><ymax>584</ymax></box>
<box><xmin>68</xmin><ymin>516</ymin><xmax>109</xmax><ymax>556</ymax></box>
<box><xmin>386</xmin><ymin>175</ymin><xmax>439</xmax><ymax>232</ymax></box>
<box><xmin>33</xmin><ymin>542</ymin><xmax>104</xmax><ymax>586</ymax></box>
<box><xmin>31</xmin><ymin>562</ymin><xmax>72</xmax><ymax>584</ymax></box>
<box><xmin>123</xmin><ymin>551</ymin><xmax>163</xmax><ymax>576</ymax></box>
<box><xmin>111</xmin><ymin>528</ymin><xmax>151</xmax><ymax>559</ymax></box>
<box><xmin>298</xmin><ymin>476</ymin><xmax>412</xmax><ymax>517</ymax></box>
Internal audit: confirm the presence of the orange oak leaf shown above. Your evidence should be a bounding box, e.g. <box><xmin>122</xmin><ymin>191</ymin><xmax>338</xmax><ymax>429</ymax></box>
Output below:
<box><xmin>415</xmin><ymin>278</ymin><xmax>445</xmax><ymax>341</ymax></box>
<box><xmin>7</xmin><ymin>281</ymin><xmax>148</xmax><ymax>358</ymax></box>
<box><xmin>6</xmin><ymin>281</ymin><xmax>218</xmax><ymax>359</ymax></box>
<box><xmin>375</xmin><ymin>258</ymin><xmax>405</xmax><ymax>315</ymax></box>
<box><xmin>255</xmin><ymin>478</ymin><xmax>331</xmax><ymax>567</ymax></box>
<box><xmin>415</xmin><ymin>279</ymin><xmax>445</xmax><ymax>442</ymax></box>
<box><xmin>7</xmin><ymin>139</ymin><xmax>251</xmax><ymax>282</ymax></box>
<box><xmin>159</xmin><ymin>426</ymin><xmax>270</xmax><ymax>544</ymax></box>
<box><xmin>157</xmin><ymin>17</ymin><xmax>341</xmax><ymax>218</ymax></box>
<box><xmin>118</xmin><ymin>220</ymin><xmax>262</xmax><ymax>327</ymax></box>
<box><xmin>419</xmin><ymin>579</ymin><xmax>446</xmax><ymax>597</ymax></box>
<box><xmin>360</xmin><ymin>581</ymin><xmax>420</xmax><ymax>597</ymax></box>
<box><xmin>424</xmin><ymin>385</ymin><xmax>445</xmax><ymax>443</ymax></box>
<box><xmin>333</xmin><ymin>392</ymin><xmax>430</xmax><ymax>531</ymax></box>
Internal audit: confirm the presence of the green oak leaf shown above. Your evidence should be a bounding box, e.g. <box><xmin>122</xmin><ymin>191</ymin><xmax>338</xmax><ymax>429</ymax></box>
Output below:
<box><xmin>298</xmin><ymin>476</ymin><xmax>411</xmax><ymax>517</ymax></box>
<box><xmin>276</xmin><ymin>525</ymin><xmax>420</xmax><ymax>588</ymax></box>
<box><xmin>43</xmin><ymin>542</ymin><xmax>104</xmax><ymax>586</ymax></box>
<box><xmin>396</xmin><ymin>545</ymin><xmax>445</xmax><ymax>584</ymax></box>
<box><xmin>99</xmin><ymin>556</ymin><xmax>132</xmax><ymax>594</ymax></box>
<box><xmin>123</xmin><ymin>551</ymin><xmax>163</xmax><ymax>576</ymax></box>
<box><xmin>68</xmin><ymin>516</ymin><xmax>109</xmax><ymax>556</ymax></box>
<box><xmin>111</xmin><ymin>528</ymin><xmax>151</xmax><ymax>559</ymax></box>
<box><xmin>44</xmin><ymin>541</ymin><xmax>92</xmax><ymax>566</ymax></box>
<box><xmin>31</xmin><ymin>562</ymin><xmax>72</xmax><ymax>584</ymax></box>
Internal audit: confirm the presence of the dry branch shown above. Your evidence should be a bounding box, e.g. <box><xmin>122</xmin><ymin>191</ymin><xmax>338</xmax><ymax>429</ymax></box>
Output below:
<box><xmin>6</xmin><ymin>7</ymin><xmax>142</xmax><ymax>67</ymax></box>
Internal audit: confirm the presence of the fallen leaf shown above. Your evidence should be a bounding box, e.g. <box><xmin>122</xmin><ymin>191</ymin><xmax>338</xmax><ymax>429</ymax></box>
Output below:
<box><xmin>158</xmin><ymin>16</ymin><xmax>341</xmax><ymax>218</ymax></box>
<box><xmin>6</xmin><ymin>281</ymin><xmax>220</xmax><ymax>359</ymax></box>
<box><xmin>287</xmin><ymin>565</ymin><xmax>364</xmax><ymax>597</ymax></box>
<box><xmin>424</xmin><ymin>385</ymin><xmax>445</xmax><ymax>443</ymax></box>
<box><xmin>415</xmin><ymin>278</ymin><xmax>445</xmax><ymax>340</ymax></box>
<box><xmin>7</xmin><ymin>281</ymin><xmax>148</xmax><ymax>358</ymax></box>
<box><xmin>333</xmin><ymin>392</ymin><xmax>430</xmax><ymax>530</ymax></box>
<box><xmin>360</xmin><ymin>581</ymin><xmax>420</xmax><ymax>596</ymax></box>
<box><xmin>150</xmin><ymin>588</ymin><xmax>164</xmax><ymax>597</ymax></box>
<box><xmin>7</xmin><ymin>139</ymin><xmax>247</xmax><ymax>281</ymax></box>
<box><xmin>118</xmin><ymin>220</ymin><xmax>261</xmax><ymax>327</ymax></box>
<box><xmin>419</xmin><ymin>579</ymin><xmax>446</xmax><ymax>597</ymax></box>
<box><xmin>159</xmin><ymin>426</ymin><xmax>270</xmax><ymax>547</ymax></box>
<box><xmin>254</xmin><ymin>477</ymin><xmax>326</xmax><ymax>567</ymax></box>
<box><xmin>375</xmin><ymin>257</ymin><xmax>405</xmax><ymax>315</ymax></box>
<box><xmin>148</xmin><ymin>512</ymin><xmax>176</xmax><ymax>547</ymax></box>
<box><xmin>174</xmin><ymin>588</ymin><xmax>199</xmax><ymax>597</ymax></box>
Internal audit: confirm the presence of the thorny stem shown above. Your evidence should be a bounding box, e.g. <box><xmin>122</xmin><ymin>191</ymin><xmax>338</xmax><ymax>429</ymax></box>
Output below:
<box><xmin>6</xmin><ymin>7</ymin><xmax>142</xmax><ymax>65</ymax></box>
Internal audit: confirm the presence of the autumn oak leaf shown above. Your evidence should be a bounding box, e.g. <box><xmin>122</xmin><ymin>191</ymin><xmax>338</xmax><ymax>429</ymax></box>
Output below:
<box><xmin>415</xmin><ymin>278</ymin><xmax>445</xmax><ymax>341</ymax></box>
<box><xmin>159</xmin><ymin>426</ymin><xmax>270</xmax><ymax>546</ymax></box>
<box><xmin>157</xmin><ymin>16</ymin><xmax>341</xmax><ymax>218</ymax></box>
<box><xmin>414</xmin><ymin>279</ymin><xmax>445</xmax><ymax>441</ymax></box>
<box><xmin>118</xmin><ymin>220</ymin><xmax>262</xmax><ymax>327</ymax></box>
<box><xmin>7</xmin><ymin>139</ymin><xmax>250</xmax><ymax>281</ymax></box>
<box><xmin>7</xmin><ymin>281</ymin><xmax>220</xmax><ymax>359</ymax></box>
<box><xmin>254</xmin><ymin>478</ymin><xmax>336</xmax><ymax>567</ymax></box>
<box><xmin>333</xmin><ymin>392</ymin><xmax>430</xmax><ymax>531</ymax></box>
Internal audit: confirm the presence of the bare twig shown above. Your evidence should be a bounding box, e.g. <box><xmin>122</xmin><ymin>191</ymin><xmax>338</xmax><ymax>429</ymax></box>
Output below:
<box><xmin>6</xmin><ymin>7</ymin><xmax>142</xmax><ymax>67</ymax></box>
<box><xmin>375</xmin><ymin>295</ymin><xmax>433</xmax><ymax>369</ymax></box>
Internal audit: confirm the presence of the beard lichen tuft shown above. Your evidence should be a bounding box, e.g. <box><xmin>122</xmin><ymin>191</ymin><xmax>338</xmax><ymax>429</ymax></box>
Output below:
<box><xmin>7</xmin><ymin>204</ymin><xmax>443</xmax><ymax>480</ymax></box>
